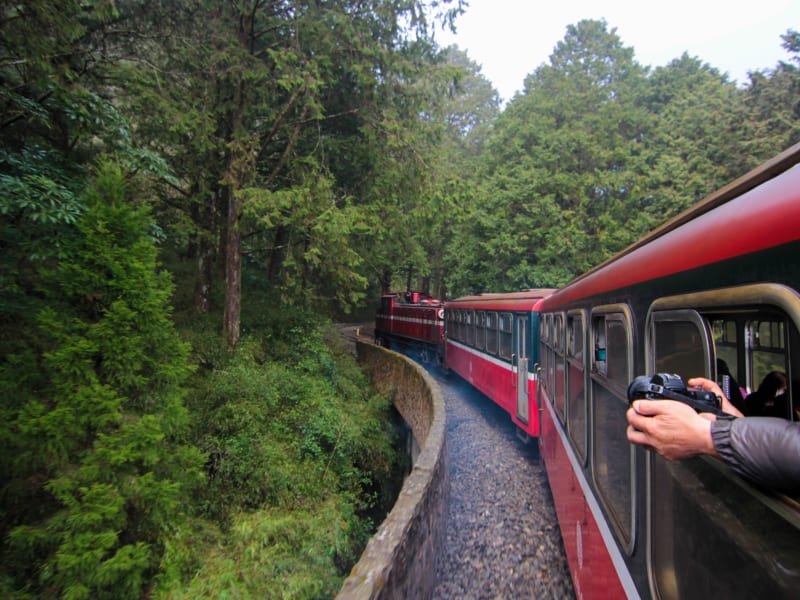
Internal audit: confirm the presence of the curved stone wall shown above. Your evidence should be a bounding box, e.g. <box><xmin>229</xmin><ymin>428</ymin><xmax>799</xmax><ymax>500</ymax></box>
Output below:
<box><xmin>336</xmin><ymin>341</ymin><xmax>449</xmax><ymax>600</ymax></box>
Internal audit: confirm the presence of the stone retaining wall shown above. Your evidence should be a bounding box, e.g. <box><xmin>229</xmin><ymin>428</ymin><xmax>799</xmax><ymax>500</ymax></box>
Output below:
<box><xmin>336</xmin><ymin>341</ymin><xmax>449</xmax><ymax>600</ymax></box>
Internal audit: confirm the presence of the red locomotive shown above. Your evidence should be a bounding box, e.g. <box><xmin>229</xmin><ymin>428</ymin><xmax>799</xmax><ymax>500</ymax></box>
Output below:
<box><xmin>374</xmin><ymin>290</ymin><xmax>445</xmax><ymax>364</ymax></box>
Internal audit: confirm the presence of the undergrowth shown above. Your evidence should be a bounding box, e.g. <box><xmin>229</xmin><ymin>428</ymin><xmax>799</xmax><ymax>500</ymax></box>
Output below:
<box><xmin>156</xmin><ymin>304</ymin><xmax>404</xmax><ymax>598</ymax></box>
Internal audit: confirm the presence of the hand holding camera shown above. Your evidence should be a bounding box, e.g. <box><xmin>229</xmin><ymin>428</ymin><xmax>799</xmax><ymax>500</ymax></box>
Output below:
<box><xmin>627</xmin><ymin>373</ymin><xmax>727</xmax><ymax>417</ymax></box>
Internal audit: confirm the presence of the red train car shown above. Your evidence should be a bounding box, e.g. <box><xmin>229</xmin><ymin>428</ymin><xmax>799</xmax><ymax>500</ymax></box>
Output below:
<box><xmin>444</xmin><ymin>290</ymin><xmax>555</xmax><ymax>438</ymax></box>
<box><xmin>536</xmin><ymin>142</ymin><xmax>800</xmax><ymax>599</ymax></box>
<box><xmin>374</xmin><ymin>291</ymin><xmax>445</xmax><ymax>362</ymax></box>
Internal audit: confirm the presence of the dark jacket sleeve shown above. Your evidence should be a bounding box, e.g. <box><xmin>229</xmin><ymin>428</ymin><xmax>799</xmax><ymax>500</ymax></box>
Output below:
<box><xmin>711</xmin><ymin>416</ymin><xmax>800</xmax><ymax>496</ymax></box>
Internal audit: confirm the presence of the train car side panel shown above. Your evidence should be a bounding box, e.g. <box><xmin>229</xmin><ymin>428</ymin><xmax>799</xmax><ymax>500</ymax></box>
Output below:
<box><xmin>537</xmin><ymin>144</ymin><xmax>800</xmax><ymax>599</ymax></box>
<box><xmin>445</xmin><ymin>339</ymin><xmax>525</xmax><ymax>428</ymax></box>
<box><xmin>539</xmin><ymin>386</ymin><xmax>634</xmax><ymax>600</ymax></box>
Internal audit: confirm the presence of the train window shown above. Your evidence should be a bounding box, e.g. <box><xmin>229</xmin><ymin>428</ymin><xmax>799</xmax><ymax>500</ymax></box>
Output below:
<box><xmin>539</xmin><ymin>315</ymin><xmax>550</xmax><ymax>343</ymax></box>
<box><xmin>465</xmin><ymin>310</ymin><xmax>475</xmax><ymax>346</ymax></box>
<box><xmin>475</xmin><ymin>311</ymin><xmax>486</xmax><ymax>351</ymax></box>
<box><xmin>540</xmin><ymin>314</ymin><xmax>552</xmax><ymax>394</ymax></box>
<box><xmin>711</xmin><ymin>318</ymin><xmax>742</xmax><ymax>399</ymax></box>
<box><xmin>650</xmin><ymin>311</ymin><xmax>710</xmax><ymax>379</ymax></box>
<box><xmin>486</xmin><ymin>312</ymin><xmax>498</xmax><ymax>355</ymax></box>
<box><xmin>749</xmin><ymin>319</ymin><xmax>787</xmax><ymax>394</ymax></box>
<box><xmin>553</xmin><ymin>313</ymin><xmax>566</xmax><ymax>420</ymax></box>
<box><xmin>567</xmin><ymin>312</ymin><xmax>586</xmax><ymax>460</ymax></box>
<box><xmin>499</xmin><ymin>313</ymin><xmax>513</xmax><ymax>360</ymax></box>
<box><xmin>647</xmin><ymin>286</ymin><xmax>800</xmax><ymax>599</ymax></box>
<box><xmin>591</xmin><ymin>309</ymin><xmax>634</xmax><ymax>549</ymax></box>
<box><xmin>450</xmin><ymin>310</ymin><xmax>460</xmax><ymax>342</ymax></box>
<box><xmin>518</xmin><ymin>315</ymin><xmax>529</xmax><ymax>359</ymax></box>
<box><xmin>446</xmin><ymin>310</ymin><xmax>455</xmax><ymax>341</ymax></box>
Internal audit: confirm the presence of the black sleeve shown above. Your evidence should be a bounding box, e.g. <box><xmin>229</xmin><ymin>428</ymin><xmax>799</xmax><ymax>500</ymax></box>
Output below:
<box><xmin>711</xmin><ymin>416</ymin><xmax>800</xmax><ymax>496</ymax></box>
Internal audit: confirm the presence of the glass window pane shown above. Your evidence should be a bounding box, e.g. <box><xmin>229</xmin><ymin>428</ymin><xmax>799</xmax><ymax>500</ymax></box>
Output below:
<box><xmin>486</xmin><ymin>312</ymin><xmax>497</xmax><ymax>354</ymax></box>
<box><xmin>499</xmin><ymin>313</ymin><xmax>512</xmax><ymax>359</ymax></box>
<box><xmin>655</xmin><ymin>321</ymin><xmax>705</xmax><ymax>379</ymax></box>
<box><xmin>606</xmin><ymin>319</ymin><xmax>628</xmax><ymax>385</ymax></box>
<box><xmin>465</xmin><ymin>310</ymin><xmax>474</xmax><ymax>346</ymax></box>
<box><xmin>592</xmin><ymin>381</ymin><xmax>632</xmax><ymax>543</ymax></box>
<box><xmin>475</xmin><ymin>311</ymin><xmax>485</xmax><ymax>350</ymax></box>
<box><xmin>652</xmin><ymin>457</ymin><xmax>800</xmax><ymax>599</ymax></box>
<box><xmin>591</xmin><ymin>311</ymin><xmax>632</xmax><ymax>544</ymax></box>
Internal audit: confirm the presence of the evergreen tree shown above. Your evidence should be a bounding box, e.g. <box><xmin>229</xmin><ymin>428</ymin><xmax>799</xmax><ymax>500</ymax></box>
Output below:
<box><xmin>0</xmin><ymin>163</ymin><xmax>203</xmax><ymax>599</ymax></box>
<box><xmin>448</xmin><ymin>20</ymin><xmax>653</xmax><ymax>292</ymax></box>
<box><xmin>644</xmin><ymin>53</ymin><xmax>751</xmax><ymax>213</ymax></box>
<box><xmin>744</xmin><ymin>29</ymin><xmax>800</xmax><ymax>156</ymax></box>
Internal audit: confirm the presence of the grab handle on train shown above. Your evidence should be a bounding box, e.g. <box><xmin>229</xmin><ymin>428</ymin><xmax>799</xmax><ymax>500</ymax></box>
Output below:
<box><xmin>511</xmin><ymin>353</ymin><xmax>516</xmax><ymax>387</ymax></box>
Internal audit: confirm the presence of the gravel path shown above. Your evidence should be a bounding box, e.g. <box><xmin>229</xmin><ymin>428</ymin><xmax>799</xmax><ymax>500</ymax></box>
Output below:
<box><xmin>428</xmin><ymin>367</ymin><xmax>575</xmax><ymax>600</ymax></box>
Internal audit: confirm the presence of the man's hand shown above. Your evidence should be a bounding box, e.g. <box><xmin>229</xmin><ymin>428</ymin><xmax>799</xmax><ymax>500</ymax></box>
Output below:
<box><xmin>626</xmin><ymin>399</ymin><xmax>718</xmax><ymax>460</ymax></box>
<box><xmin>688</xmin><ymin>377</ymin><xmax>744</xmax><ymax>418</ymax></box>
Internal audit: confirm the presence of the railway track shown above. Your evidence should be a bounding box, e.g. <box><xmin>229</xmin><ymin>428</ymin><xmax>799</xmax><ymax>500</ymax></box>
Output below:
<box><xmin>426</xmin><ymin>365</ymin><xmax>574</xmax><ymax>599</ymax></box>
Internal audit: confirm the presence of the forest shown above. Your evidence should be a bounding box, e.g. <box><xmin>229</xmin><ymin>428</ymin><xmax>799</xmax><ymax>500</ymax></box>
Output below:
<box><xmin>1</xmin><ymin>0</ymin><xmax>799</xmax><ymax>597</ymax></box>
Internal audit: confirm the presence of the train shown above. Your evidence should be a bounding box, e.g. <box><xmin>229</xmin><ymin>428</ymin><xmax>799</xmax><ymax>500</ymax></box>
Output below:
<box><xmin>374</xmin><ymin>141</ymin><xmax>800</xmax><ymax>599</ymax></box>
<box><xmin>374</xmin><ymin>290</ymin><xmax>445</xmax><ymax>364</ymax></box>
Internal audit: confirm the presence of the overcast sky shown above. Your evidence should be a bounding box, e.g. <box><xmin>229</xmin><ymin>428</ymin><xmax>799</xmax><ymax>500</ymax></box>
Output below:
<box><xmin>434</xmin><ymin>0</ymin><xmax>800</xmax><ymax>103</ymax></box>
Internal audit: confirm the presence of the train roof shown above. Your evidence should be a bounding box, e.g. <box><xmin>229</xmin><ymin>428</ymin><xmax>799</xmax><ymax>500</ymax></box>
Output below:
<box><xmin>541</xmin><ymin>141</ymin><xmax>800</xmax><ymax>309</ymax></box>
<box><xmin>446</xmin><ymin>289</ymin><xmax>556</xmax><ymax>311</ymax></box>
<box><xmin>381</xmin><ymin>291</ymin><xmax>443</xmax><ymax>306</ymax></box>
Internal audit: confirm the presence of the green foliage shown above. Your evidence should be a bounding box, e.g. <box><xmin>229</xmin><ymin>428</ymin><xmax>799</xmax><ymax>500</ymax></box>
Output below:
<box><xmin>155</xmin><ymin>314</ymin><xmax>402</xmax><ymax>597</ymax></box>
<box><xmin>443</xmin><ymin>20</ymin><xmax>800</xmax><ymax>296</ymax></box>
<box><xmin>155</xmin><ymin>501</ymin><xmax>363</xmax><ymax>599</ymax></box>
<box><xmin>0</xmin><ymin>163</ymin><xmax>204</xmax><ymax>599</ymax></box>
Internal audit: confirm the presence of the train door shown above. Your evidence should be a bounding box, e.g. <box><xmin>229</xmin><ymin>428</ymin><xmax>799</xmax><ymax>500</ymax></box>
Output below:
<box><xmin>516</xmin><ymin>315</ymin><xmax>529</xmax><ymax>423</ymax></box>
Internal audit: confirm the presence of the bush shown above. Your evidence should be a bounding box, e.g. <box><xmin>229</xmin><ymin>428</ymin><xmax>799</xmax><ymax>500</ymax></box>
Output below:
<box><xmin>156</xmin><ymin>314</ymin><xmax>404</xmax><ymax>597</ymax></box>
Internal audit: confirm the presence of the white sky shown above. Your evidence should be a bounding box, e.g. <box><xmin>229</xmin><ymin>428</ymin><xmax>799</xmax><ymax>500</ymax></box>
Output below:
<box><xmin>434</xmin><ymin>0</ymin><xmax>800</xmax><ymax>103</ymax></box>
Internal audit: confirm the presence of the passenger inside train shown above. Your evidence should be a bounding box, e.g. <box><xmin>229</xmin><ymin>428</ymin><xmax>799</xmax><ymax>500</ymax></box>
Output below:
<box><xmin>745</xmin><ymin>370</ymin><xmax>788</xmax><ymax>417</ymax></box>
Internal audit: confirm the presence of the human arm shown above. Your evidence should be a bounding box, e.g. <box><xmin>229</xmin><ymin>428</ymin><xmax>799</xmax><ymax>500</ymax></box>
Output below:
<box><xmin>626</xmin><ymin>380</ymin><xmax>800</xmax><ymax>495</ymax></box>
<box><xmin>712</xmin><ymin>416</ymin><xmax>800</xmax><ymax>496</ymax></box>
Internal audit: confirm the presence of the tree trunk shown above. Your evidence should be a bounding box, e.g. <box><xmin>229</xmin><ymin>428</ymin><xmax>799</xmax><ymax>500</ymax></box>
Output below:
<box><xmin>267</xmin><ymin>225</ymin><xmax>289</xmax><ymax>284</ymax></box>
<box><xmin>192</xmin><ymin>190</ymin><xmax>218</xmax><ymax>313</ymax></box>
<box><xmin>223</xmin><ymin>182</ymin><xmax>241</xmax><ymax>347</ymax></box>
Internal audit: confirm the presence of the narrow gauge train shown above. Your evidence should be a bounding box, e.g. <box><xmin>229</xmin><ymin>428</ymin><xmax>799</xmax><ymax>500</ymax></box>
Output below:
<box><xmin>374</xmin><ymin>290</ymin><xmax>445</xmax><ymax>364</ymax></box>
<box><xmin>535</xmin><ymin>141</ymin><xmax>800</xmax><ymax>599</ymax></box>
<box><xmin>443</xmin><ymin>290</ymin><xmax>555</xmax><ymax>439</ymax></box>
<box><xmin>372</xmin><ymin>143</ymin><xmax>800</xmax><ymax>599</ymax></box>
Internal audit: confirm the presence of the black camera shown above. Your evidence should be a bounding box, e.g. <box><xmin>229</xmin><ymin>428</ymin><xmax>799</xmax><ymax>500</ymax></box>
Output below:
<box><xmin>627</xmin><ymin>373</ymin><xmax>726</xmax><ymax>416</ymax></box>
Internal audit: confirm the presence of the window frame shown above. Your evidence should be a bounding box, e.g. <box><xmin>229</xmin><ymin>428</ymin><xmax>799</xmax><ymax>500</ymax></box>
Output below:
<box><xmin>644</xmin><ymin>284</ymin><xmax>800</xmax><ymax>599</ymax></box>
<box><xmin>589</xmin><ymin>304</ymin><xmax>636</xmax><ymax>552</ymax></box>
